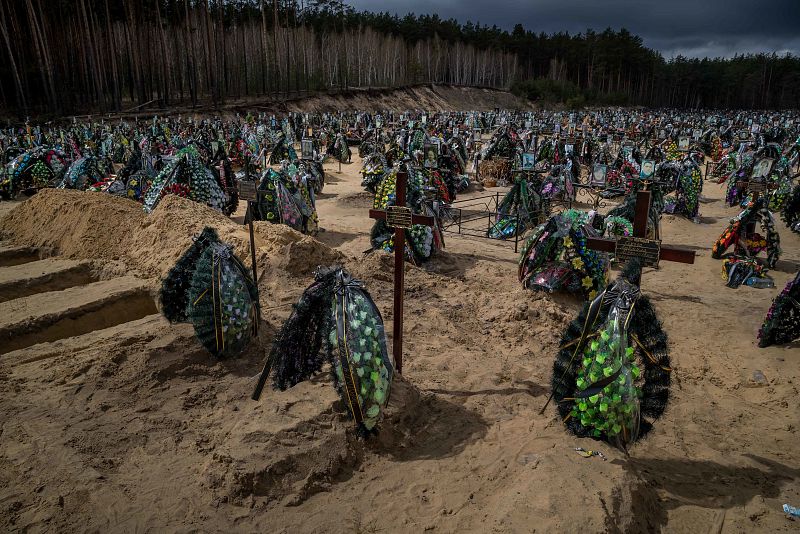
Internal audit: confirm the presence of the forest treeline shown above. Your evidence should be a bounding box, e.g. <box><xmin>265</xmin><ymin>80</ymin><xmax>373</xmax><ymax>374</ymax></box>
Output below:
<box><xmin>1</xmin><ymin>0</ymin><xmax>799</xmax><ymax>116</ymax></box>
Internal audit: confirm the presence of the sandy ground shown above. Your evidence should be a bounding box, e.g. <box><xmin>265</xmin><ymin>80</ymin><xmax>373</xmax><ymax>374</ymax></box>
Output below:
<box><xmin>0</xmin><ymin>152</ymin><xmax>799</xmax><ymax>533</ymax></box>
<box><xmin>14</xmin><ymin>85</ymin><xmax>533</xmax><ymax>123</ymax></box>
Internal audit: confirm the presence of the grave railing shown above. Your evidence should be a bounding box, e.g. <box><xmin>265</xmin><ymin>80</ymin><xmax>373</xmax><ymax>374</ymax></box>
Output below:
<box><xmin>437</xmin><ymin>192</ymin><xmax>543</xmax><ymax>253</ymax></box>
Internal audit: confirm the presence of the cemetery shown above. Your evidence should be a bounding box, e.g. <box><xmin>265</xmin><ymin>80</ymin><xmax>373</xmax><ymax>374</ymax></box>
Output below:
<box><xmin>1</xmin><ymin>1</ymin><xmax>799</xmax><ymax>532</ymax></box>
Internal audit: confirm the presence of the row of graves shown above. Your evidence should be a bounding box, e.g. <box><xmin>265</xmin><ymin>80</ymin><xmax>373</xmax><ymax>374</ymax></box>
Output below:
<box><xmin>273</xmin><ymin>110</ymin><xmax>797</xmax><ymax>450</ymax></box>
<box><xmin>352</xmin><ymin>109</ymin><xmax>800</xmax><ymax>449</ymax></box>
<box><xmin>2</xmin><ymin>109</ymin><xmax>798</xmax><ymax>290</ymax></box>
<box><xmin>282</xmin><ymin>123</ymin><xmax>704</xmax><ymax>450</ymax></box>
<box><xmin>4</xmin><ymin>108</ymin><xmax>797</xmax><ymax>295</ymax></box>
<box><xmin>2</xmin><ymin>109</ymin><xmax>799</xmax><ymax>453</ymax></box>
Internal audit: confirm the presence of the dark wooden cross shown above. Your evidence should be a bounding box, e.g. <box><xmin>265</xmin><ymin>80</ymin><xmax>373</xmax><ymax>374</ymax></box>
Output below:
<box><xmin>539</xmin><ymin>187</ymin><xmax>695</xmax><ymax>415</ymax></box>
<box><xmin>586</xmin><ymin>189</ymin><xmax>696</xmax><ymax>270</ymax></box>
<box><xmin>368</xmin><ymin>169</ymin><xmax>434</xmax><ymax>374</ymax></box>
<box><xmin>237</xmin><ymin>179</ymin><xmax>261</xmax><ymax>337</ymax></box>
<box><xmin>735</xmin><ymin>178</ymin><xmax>778</xmax><ymax>235</ymax></box>
<box><xmin>539</xmin><ymin>186</ymin><xmax>695</xmax><ymax>416</ymax></box>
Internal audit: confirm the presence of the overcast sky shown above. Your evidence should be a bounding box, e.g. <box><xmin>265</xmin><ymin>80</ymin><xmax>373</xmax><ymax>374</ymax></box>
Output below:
<box><xmin>346</xmin><ymin>0</ymin><xmax>800</xmax><ymax>59</ymax></box>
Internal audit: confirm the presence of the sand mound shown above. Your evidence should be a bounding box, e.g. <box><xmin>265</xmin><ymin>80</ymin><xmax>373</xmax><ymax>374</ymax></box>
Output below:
<box><xmin>282</xmin><ymin>85</ymin><xmax>532</xmax><ymax>113</ymax></box>
<box><xmin>337</xmin><ymin>191</ymin><xmax>374</xmax><ymax>208</ymax></box>
<box><xmin>133</xmin><ymin>196</ymin><xmax>344</xmax><ymax>278</ymax></box>
<box><xmin>125</xmin><ymin>195</ymin><xmax>251</xmax><ymax>278</ymax></box>
<box><xmin>0</xmin><ymin>189</ymin><xmax>145</xmax><ymax>261</ymax></box>
<box><xmin>278</xmin><ymin>236</ymin><xmax>345</xmax><ymax>276</ymax></box>
<box><xmin>0</xmin><ymin>191</ymin><xmax>344</xmax><ymax>280</ymax></box>
<box><xmin>351</xmin><ymin>250</ymin><xmax>395</xmax><ymax>282</ymax></box>
<box><xmin>206</xmin><ymin>376</ymin><xmax>486</xmax><ymax>509</ymax></box>
<box><xmin>252</xmin><ymin>221</ymin><xmax>305</xmax><ymax>250</ymax></box>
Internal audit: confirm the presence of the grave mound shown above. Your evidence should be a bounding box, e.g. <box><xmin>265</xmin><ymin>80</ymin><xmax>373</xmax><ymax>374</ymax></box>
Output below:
<box><xmin>0</xmin><ymin>191</ymin><xmax>343</xmax><ymax>279</ymax></box>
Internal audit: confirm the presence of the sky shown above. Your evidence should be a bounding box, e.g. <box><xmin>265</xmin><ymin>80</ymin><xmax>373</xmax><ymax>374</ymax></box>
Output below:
<box><xmin>346</xmin><ymin>0</ymin><xmax>800</xmax><ymax>59</ymax></box>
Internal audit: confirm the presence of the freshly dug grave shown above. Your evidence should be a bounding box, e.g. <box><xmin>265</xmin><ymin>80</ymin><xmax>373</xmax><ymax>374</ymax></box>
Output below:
<box><xmin>0</xmin><ymin>190</ymin><xmax>343</xmax><ymax>280</ymax></box>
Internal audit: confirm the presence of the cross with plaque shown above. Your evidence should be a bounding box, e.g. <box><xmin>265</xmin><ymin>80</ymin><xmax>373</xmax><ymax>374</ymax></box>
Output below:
<box><xmin>368</xmin><ymin>169</ymin><xmax>435</xmax><ymax>374</ymax></box>
<box><xmin>237</xmin><ymin>179</ymin><xmax>262</xmax><ymax>335</ymax></box>
<box><xmin>586</xmin><ymin>189</ymin><xmax>696</xmax><ymax>271</ymax></box>
<box><xmin>736</xmin><ymin>160</ymin><xmax>778</xmax><ymax>235</ymax></box>
<box><xmin>736</xmin><ymin>178</ymin><xmax>777</xmax><ymax>202</ymax></box>
<box><xmin>538</xmin><ymin>187</ymin><xmax>695</xmax><ymax>416</ymax></box>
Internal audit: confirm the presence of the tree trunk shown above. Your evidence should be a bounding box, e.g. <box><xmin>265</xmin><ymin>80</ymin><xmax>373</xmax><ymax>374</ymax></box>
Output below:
<box><xmin>0</xmin><ymin>0</ymin><xmax>26</xmax><ymax>112</ymax></box>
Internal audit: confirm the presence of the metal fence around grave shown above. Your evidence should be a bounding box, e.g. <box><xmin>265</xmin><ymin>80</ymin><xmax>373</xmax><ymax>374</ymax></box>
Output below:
<box><xmin>572</xmin><ymin>183</ymin><xmax>616</xmax><ymax>211</ymax></box>
<box><xmin>703</xmin><ymin>159</ymin><xmax>730</xmax><ymax>181</ymax></box>
<box><xmin>438</xmin><ymin>192</ymin><xmax>537</xmax><ymax>253</ymax></box>
<box><xmin>436</xmin><ymin>167</ymin><xmax>612</xmax><ymax>253</ymax></box>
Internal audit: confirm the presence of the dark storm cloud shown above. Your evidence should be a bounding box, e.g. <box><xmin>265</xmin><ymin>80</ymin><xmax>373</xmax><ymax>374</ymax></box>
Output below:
<box><xmin>346</xmin><ymin>0</ymin><xmax>800</xmax><ymax>58</ymax></box>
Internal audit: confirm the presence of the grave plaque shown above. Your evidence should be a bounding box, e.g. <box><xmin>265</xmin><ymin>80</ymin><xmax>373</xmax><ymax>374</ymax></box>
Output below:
<box><xmin>238</xmin><ymin>180</ymin><xmax>258</xmax><ymax>201</ymax></box>
<box><xmin>616</xmin><ymin>236</ymin><xmax>661</xmax><ymax>267</ymax></box>
<box><xmin>737</xmin><ymin>180</ymin><xmax>767</xmax><ymax>193</ymax></box>
<box><xmin>385</xmin><ymin>205</ymin><xmax>413</xmax><ymax>229</ymax></box>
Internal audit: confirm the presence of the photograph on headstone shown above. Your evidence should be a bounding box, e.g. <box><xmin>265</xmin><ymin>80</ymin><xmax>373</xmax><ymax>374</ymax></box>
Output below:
<box><xmin>591</xmin><ymin>163</ymin><xmax>608</xmax><ymax>187</ymax></box>
<box><xmin>640</xmin><ymin>159</ymin><xmax>656</xmax><ymax>179</ymax></box>
<box><xmin>753</xmin><ymin>158</ymin><xmax>774</xmax><ymax>178</ymax></box>
<box><xmin>423</xmin><ymin>142</ymin><xmax>439</xmax><ymax>168</ymax></box>
<box><xmin>621</xmin><ymin>143</ymin><xmax>633</xmax><ymax>159</ymax></box>
<box><xmin>522</xmin><ymin>152</ymin><xmax>536</xmax><ymax>170</ymax></box>
<box><xmin>301</xmin><ymin>139</ymin><xmax>314</xmax><ymax>160</ymax></box>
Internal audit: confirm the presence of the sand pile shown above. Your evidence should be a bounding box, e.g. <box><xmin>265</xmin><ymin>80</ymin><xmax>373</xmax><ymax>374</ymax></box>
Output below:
<box><xmin>278</xmin><ymin>236</ymin><xmax>345</xmax><ymax>276</ymax></box>
<box><xmin>206</xmin><ymin>375</ymin><xmax>489</xmax><ymax>511</ymax></box>
<box><xmin>0</xmin><ymin>191</ymin><xmax>344</xmax><ymax>280</ymax></box>
<box><xmin>125</xmin><ymin>194</ymin><xmax>252</xmax><ymax>278</ymax></box>
<box><xmin>284</xmin><ymin>85</ymin><xmax>533</xmax><ymax>113</ymax></box>
<box><xmin>336</xmin><ymin>191</ymin><xmax>374</xmax><ymax>208</ymax></box>
<box><xmin>351</xmin><ymin>250</ymin><xmax>395</xmax><ymax>282</ymax></box>
<box><xmin>0</xmin><ymin>189</ymin><xmax>145</xmax><ymax>261</ymax></box>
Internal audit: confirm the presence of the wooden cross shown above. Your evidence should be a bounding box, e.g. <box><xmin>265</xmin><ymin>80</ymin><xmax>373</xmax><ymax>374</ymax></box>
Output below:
<box><xmin>368</xmin><ymin>169</ymin><xmax>434</xmax><ymax>374</ymax></box>
<box><xmin>537</xmin><ymin>188</ymin><xmax>695</xmax><ymax>417</ymax></box>
<box><xmin>237</xmin><ymin>180</ymin><xmax>261</xmax><ymax>337</ymax></box>
<box><xmin>586</xmin><ymin>189</ymin><xmax>696</xmax><ymax>275</ymax></box>
<box><xmin>736</xmin><ymin>179</ymin><xmax>777</xmax><ymax>204</ymax></box>
<box><xmin>735</xmin><ymin>179</ymin><xmax>778</xmax><ymax>235</ymax></box>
